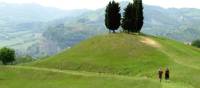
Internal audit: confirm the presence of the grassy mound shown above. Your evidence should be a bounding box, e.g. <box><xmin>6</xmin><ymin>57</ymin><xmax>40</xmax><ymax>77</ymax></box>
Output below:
<box><xmin>28</xmin><ymin>33</ymin><xmax>200</xmax><ymax>88</ymax></box>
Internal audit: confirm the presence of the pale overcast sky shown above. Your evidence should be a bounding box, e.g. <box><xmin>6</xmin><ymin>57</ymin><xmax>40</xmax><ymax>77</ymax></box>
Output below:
<box><xmin>0</xmin><ymin>0</ymin><xmax>199</xmax><ymax>10</ymax></box>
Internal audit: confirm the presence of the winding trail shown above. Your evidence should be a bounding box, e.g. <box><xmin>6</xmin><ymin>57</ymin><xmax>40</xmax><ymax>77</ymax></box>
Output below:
<box><xmin>7</xmin><ymin>66</ymin><xmax>146</xmax><ymax>80</ymax></box>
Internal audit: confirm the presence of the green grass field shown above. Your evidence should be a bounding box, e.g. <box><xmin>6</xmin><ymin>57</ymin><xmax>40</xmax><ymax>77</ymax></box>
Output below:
<box><xmin>0</xmin><ymin>66</ymin><xmax>163</xmax><ymax>88</ymax></box>
<box><xmin>0</xmin><ymin>33</ymin><xmax>200</xmax><ymax>88</ymax></box>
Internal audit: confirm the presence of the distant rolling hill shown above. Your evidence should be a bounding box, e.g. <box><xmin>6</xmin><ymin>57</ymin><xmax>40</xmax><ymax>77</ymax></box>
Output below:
<box><xmin>29</xmin><ymin>33</ymin><xmax>200</xmax><ymax>88</ymax></box>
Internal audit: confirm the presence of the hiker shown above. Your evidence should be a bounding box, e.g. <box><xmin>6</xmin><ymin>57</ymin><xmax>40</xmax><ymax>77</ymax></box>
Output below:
<box><xmin>158</xmin><ymin>68</ymin><xmax>163</xmax><ymax>82</ymax></box>
<box><xmin>165</xmin><ymin>68</ymin><xmax>170</xmax><ymax>80</ymax></box>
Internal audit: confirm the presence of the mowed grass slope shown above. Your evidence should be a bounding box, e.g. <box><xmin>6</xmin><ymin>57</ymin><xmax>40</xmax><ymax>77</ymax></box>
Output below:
<box><xmin>0</xmin><ymin>66</ymin><xmax>162</xmax><ymax>88</ymax></box>
<box><xmin>29</xmin><ymin>33</ymin><xmax>200</xmax><ymax>88</ymax></box>
<box><xmin>30</xmin><ymin>34</ymin><xmax>172</xmax><ymax>75</ymax></box>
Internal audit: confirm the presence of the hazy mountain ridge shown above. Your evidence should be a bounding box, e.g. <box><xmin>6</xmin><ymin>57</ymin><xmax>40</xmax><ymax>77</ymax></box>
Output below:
<box><xmin>143</xmin><ymin>5</ymin><xmax>200</xmax><ymax>42</ymax></box>
<box><xmin>0</xmin><ymin>3</ymin><xmax>88</xmax><ymax>23</ymax></box>
<box><xmin>0</xmin><ymin>3</ymin><xmax>90</xmax><ymax>57</ymax></box>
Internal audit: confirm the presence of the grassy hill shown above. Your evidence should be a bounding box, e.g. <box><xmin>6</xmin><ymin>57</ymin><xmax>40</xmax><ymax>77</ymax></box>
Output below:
<box><xmin>28</xmin><ymin>33</ymin><xmax>200</xmax><ymax>88</ymax></box>
<box><xmin>0</xmin><ymin>33</ymin><xmax>199</xmax><ymax>88</ymax></box>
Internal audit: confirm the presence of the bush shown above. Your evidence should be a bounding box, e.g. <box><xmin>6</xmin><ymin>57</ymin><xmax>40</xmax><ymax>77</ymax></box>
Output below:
<box><xmin>0</xmin><ymin>47</ymin><xmax>15</xmax><ymax>65</ymax></box>
<box><xmin>192</xmin><ymin>39</ymin><xmax>200</xmax><ymax>48</ymax></box>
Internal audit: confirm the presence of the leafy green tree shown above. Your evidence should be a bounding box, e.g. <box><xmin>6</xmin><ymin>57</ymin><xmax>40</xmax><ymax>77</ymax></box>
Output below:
<box><xmin>0</xmin><ymin>47</ymin><xmax>15</xmax><ymax>65</ymax></box>
<box><xmin>105</xmin><ymin>1</ymin><xmax>121</xmax><ymax>33</ymax></box>
<box><xmin>192</xmin><ymin>39</ymin><xmax>200</xmax><ymax>48</ymax></box>
<box><xmin>133</xmin><ymin>0</ymin><xmax>144</xmax><ymax>33</ymax></box>
<box><xmin>121</xmin><ymin>3</ymin><xmax>136</xmax><ymax>33</ymax></box>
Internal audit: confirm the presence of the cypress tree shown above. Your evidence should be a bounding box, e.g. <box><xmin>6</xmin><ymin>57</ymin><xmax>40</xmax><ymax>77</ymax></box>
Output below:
<box><xmin>133</xmin><ymin>0</ymin><xmax>144</xmax><ymax>33</ymax></box>
<box><xmin>105</xmin><ymin>1</ymin><xmax>121</xmax><ymax>33</ymax></box>
<box><xmin>121</xmin><ymin>3</ymin><xmax>137</xmax><ymax>33</ymax></box>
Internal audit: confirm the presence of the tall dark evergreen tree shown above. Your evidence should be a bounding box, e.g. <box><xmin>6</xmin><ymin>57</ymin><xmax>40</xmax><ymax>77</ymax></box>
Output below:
<box><xmin>133</xmin><ymin>0</ymin><xmax>144</xmax><ymax>33</ymax></box>
<box><xmin>121</xmin><ymin>3</ymin><xmax>137</xmax><ymax>33</ymax></box>
<box><xmin>105</xmin><ymin>1</ymin><xmax>121</xmax><ymax>33</ymax></box>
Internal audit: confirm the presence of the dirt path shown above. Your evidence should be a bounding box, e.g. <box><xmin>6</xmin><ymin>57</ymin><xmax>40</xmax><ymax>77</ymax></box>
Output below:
<box><xmin>140</xmin><ymin>36</ymin><xmax>161</xmax><ymax>48</ymax></box>
<box><xmin>7</xmin><ymin>66</ymin><xmax>145</xmax><ymax>80</ymax></box>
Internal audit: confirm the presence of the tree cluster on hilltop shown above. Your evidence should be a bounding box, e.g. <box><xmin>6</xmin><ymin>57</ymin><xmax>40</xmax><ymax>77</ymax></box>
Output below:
<box><xmin>105</xmin><ymin>0</ymin><xmax>144</xmax><ymax>33</ymax></box>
